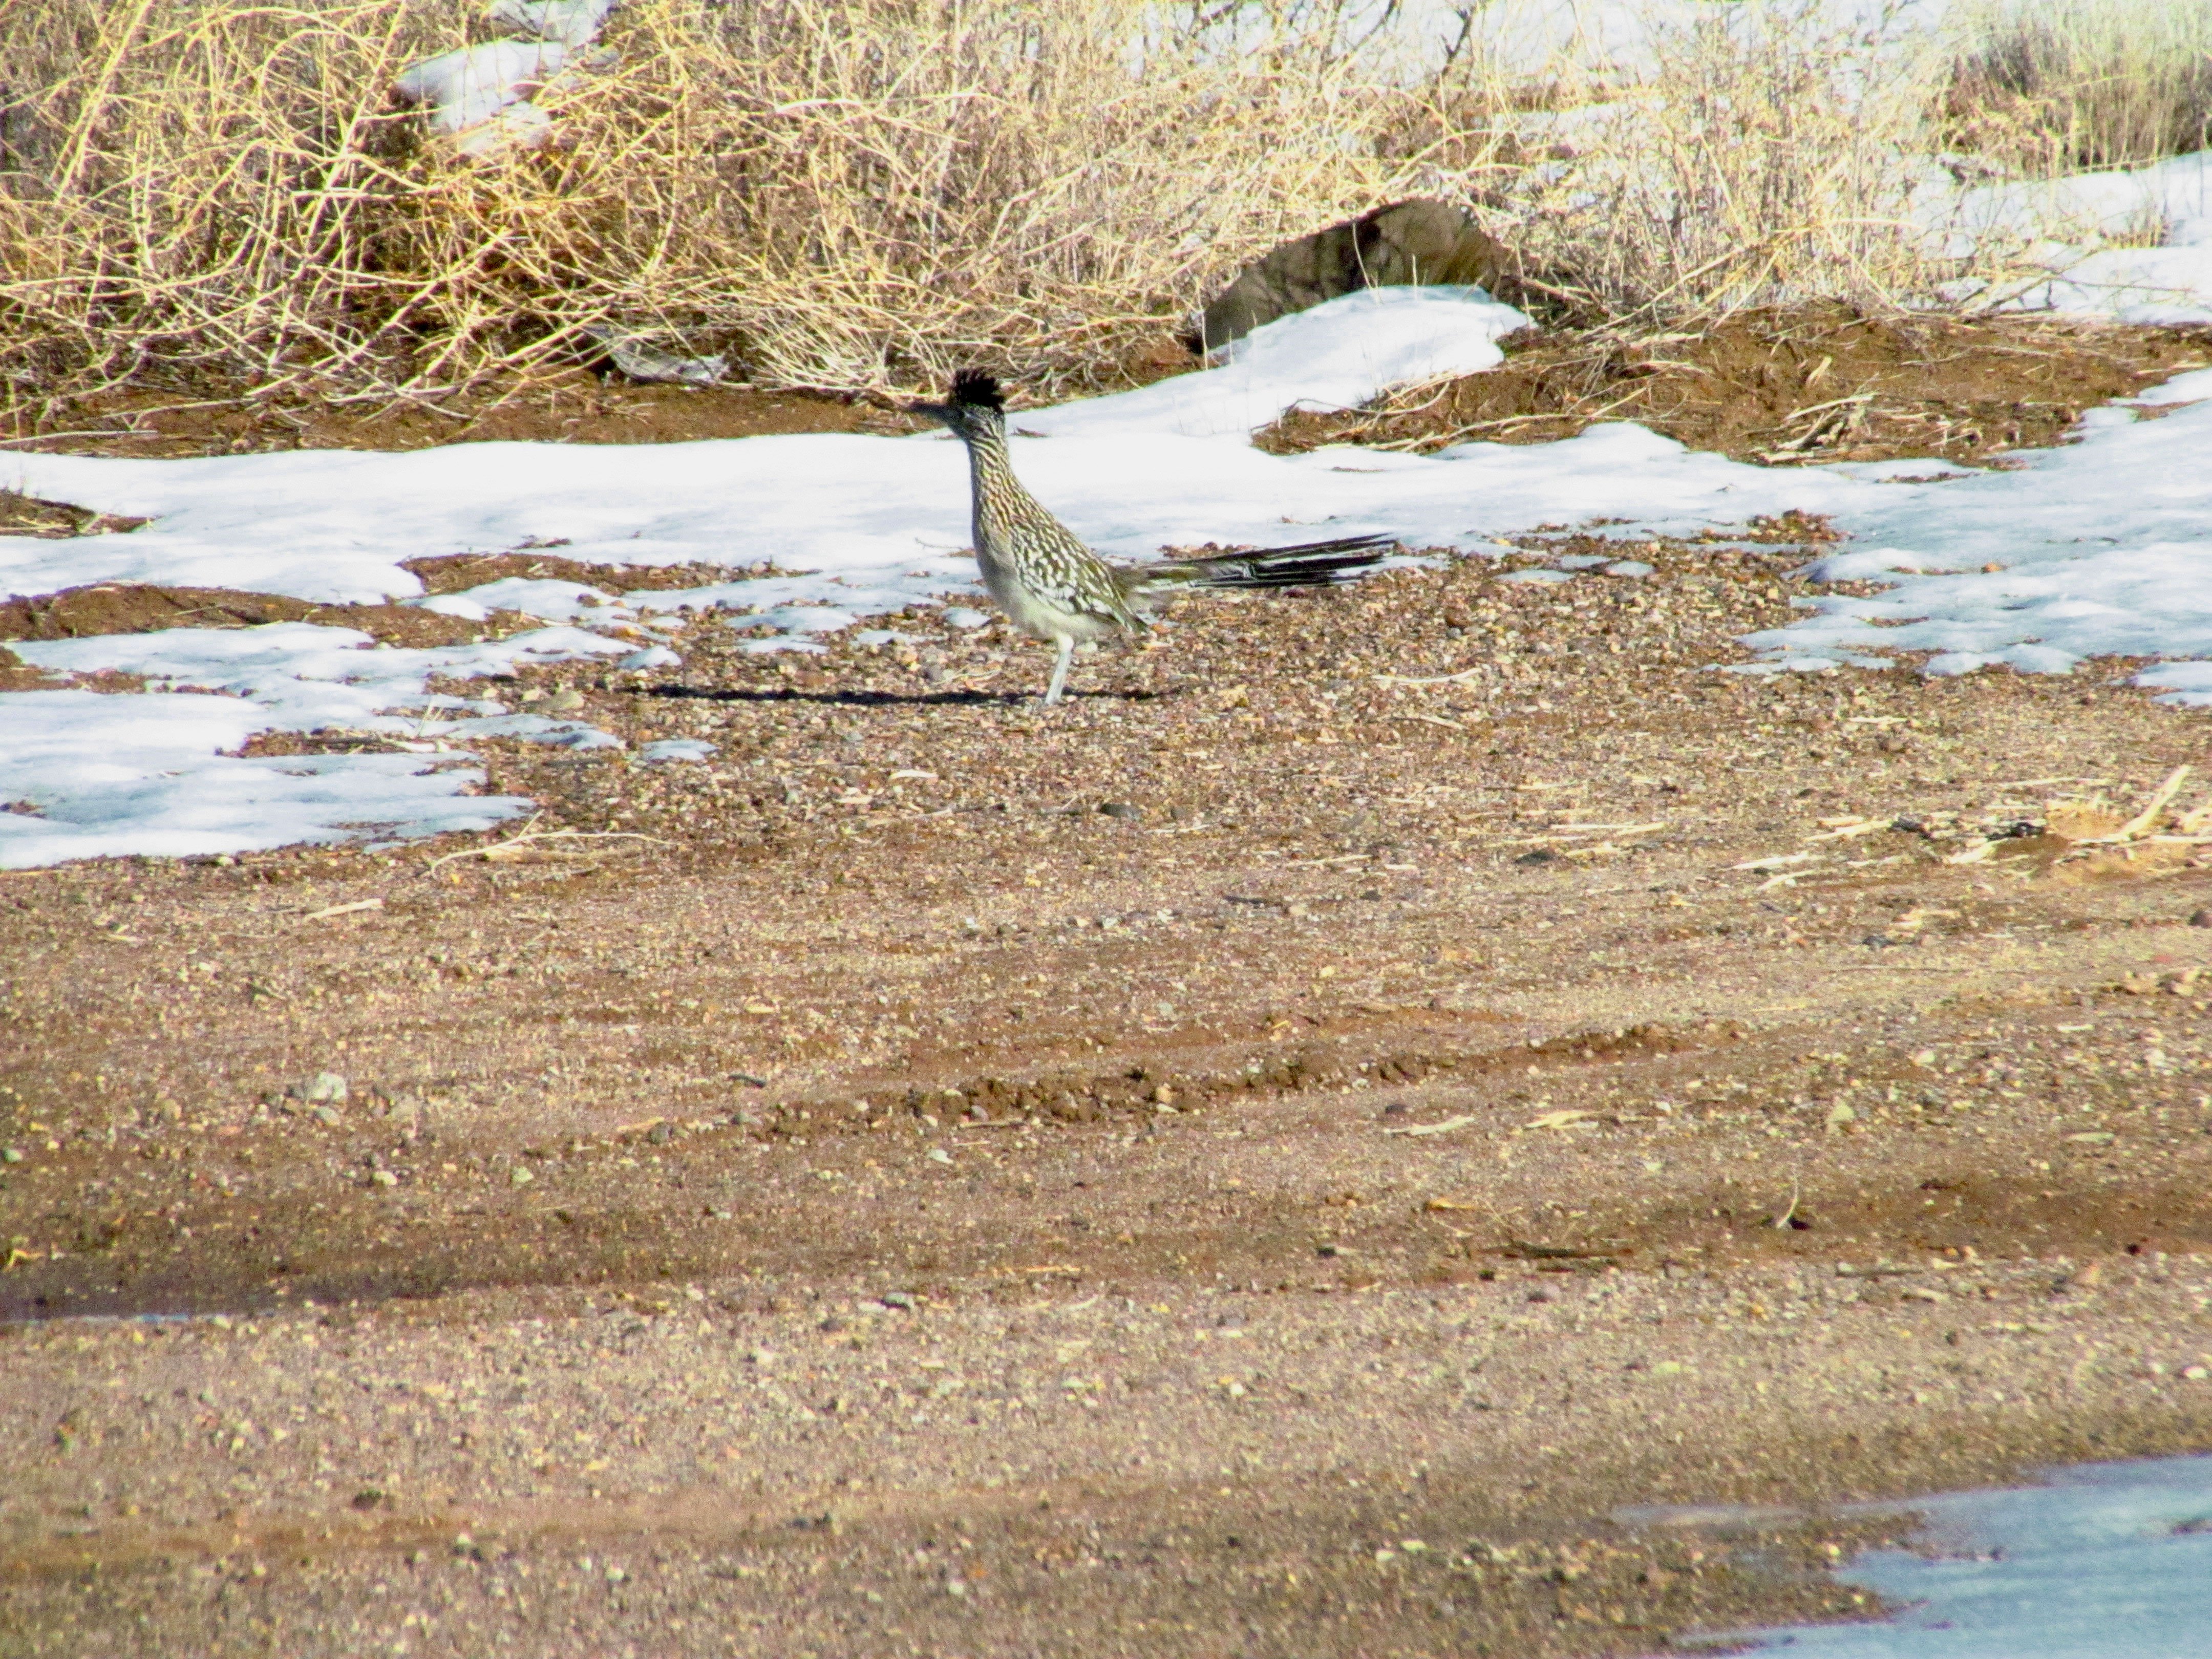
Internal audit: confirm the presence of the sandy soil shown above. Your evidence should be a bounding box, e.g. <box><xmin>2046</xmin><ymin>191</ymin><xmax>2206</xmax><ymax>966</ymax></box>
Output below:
<box><xmin>6</xmin><ymin>323</ymin><xmax>2212</xmax><ymax>1654</ymax></box>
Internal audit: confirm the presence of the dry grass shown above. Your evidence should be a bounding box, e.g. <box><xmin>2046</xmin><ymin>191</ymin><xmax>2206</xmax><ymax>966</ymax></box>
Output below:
<box><xmin>1941</xmin><ymin>0</ymin><xmax>2212</xmax><ymax>175</ymax></box>
<box><xmin>0</xmin><ymin>0</ymin><xmax>1478</xmax><ymax>419</ymax></box>
<box><xmin>2</xmin><ymin>0</ymin><xmax>2202</xmax><ymax>430</ymax></box>
<box><xmin>1452</xmin><ymin>2</ymin><xmax>1958</xmax><ymax>326</ymax></box>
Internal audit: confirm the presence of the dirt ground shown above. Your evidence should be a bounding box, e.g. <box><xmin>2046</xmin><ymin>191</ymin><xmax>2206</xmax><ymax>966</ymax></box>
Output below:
<box><xmin>1262</xmin><ymin>308</ymin><xmax>2212</xmax><ymax>467</ymax></box>
<box><xmin>6</xmin><ymin>321</ymin><xmax>2212</xmax><ymax>1655</ymax></box>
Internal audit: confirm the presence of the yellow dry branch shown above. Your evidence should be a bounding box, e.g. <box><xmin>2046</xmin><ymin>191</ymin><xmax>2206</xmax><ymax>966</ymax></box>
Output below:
<box><xmin>5</xmin><ymin>0</ymin><xmax>2203</xmax><ymax>418</ymax></box>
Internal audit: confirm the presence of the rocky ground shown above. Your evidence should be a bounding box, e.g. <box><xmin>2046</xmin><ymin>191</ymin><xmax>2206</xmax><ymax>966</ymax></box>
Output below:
<box><xmin>5</xmin><ymin>318</ymin><xmax>2212</xmax><ymax>1655</ymax></box>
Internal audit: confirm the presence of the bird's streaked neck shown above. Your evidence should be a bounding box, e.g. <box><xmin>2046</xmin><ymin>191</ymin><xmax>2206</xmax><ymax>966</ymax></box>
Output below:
<box><xmin>959</xmin><ymin>423</ymin><xmax>1022</xmax><ymax>529</ymax></box>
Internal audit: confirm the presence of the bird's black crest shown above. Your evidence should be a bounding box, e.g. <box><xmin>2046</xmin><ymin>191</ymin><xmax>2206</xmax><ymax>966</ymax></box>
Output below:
<box><xmin>949</xmin><ymin>369</ymin><xmax>1003</xmax><ymax>411</ymax></box>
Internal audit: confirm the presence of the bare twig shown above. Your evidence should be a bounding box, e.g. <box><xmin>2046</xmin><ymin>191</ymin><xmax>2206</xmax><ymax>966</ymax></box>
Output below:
<box><xmin>422</xmin><ymin>818</ymin><xmax>673</xmax><ymax>877</ymax></box>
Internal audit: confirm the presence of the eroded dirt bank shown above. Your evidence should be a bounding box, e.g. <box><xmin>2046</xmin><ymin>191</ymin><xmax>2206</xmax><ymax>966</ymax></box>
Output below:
<box><xmin>5</xmin><ymin>524</ymin><xmax>2212</xmax><ymax>1655</ymax></box>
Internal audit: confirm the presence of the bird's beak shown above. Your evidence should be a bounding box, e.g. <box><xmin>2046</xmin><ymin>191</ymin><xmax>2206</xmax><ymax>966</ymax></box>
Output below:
<box><xmin>907</xmin><ymin>398</ymin><xmax>953</xmax><ymax>425</ymax></box>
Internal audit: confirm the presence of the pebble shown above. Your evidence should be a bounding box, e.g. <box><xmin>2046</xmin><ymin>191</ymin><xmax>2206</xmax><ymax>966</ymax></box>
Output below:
<box><xmin>509</xmin><ymin>1166</ymin><xmax>536</xmax><ymax>1186</ymax></box>
<box><xmin>1098</xmin><ymin>801</ymin><xmax>1143</xmax><ymax>820</ymax></box>
<box><xmin>880</xmin><ymin>1291</ymin><xmax>917</xmax><ymax>1310</ymax></box>
<box><xmin>2192</xmin><ymin>909</ymin><xmax>2212</xmax><ymax>928</ymax></box>
<box><xmin>545</xmin><ymin>688</ymin><xmax>587</xmax><ymax>713</ymax></box>
<box><xmin>310</xmin><ymin>1105</ymin><xmax>342</xmax><ymax>1128</ymax></box>
<box><xmin>369</xmin><ymin>1169</ymin><xmax>398</xmax><ymax>1188</ymax></box>
<box><xmin>297</xmin><ymin>1072</ymin><xmax>348</xmax><ymax>1105</ymax></box>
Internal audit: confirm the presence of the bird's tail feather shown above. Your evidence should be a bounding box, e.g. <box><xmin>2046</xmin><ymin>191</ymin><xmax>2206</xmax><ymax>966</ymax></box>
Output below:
<box><xmin>1119</xmin><ymin>532</ymin><xmax>1393</xmax><ymax>599</ymax></box>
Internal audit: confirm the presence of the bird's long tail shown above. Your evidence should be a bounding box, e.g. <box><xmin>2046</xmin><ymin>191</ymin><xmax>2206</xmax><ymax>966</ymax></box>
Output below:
<box><xmin>1117</xmin><ymin>532</ymin><xmax>1394</xmax><ymax>601</ymax></box>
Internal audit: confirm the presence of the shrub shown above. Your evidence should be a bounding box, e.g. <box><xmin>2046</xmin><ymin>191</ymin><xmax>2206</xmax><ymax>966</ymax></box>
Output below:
<box><xmin>0</xmin><ymin>0</ymin><xmax>1469</xmax><ymax>415</ymax></box>
<box><xmin>1942</xmin><ymin>0</ymin><xmax>2212</xmax><ymax>175</ymax></box>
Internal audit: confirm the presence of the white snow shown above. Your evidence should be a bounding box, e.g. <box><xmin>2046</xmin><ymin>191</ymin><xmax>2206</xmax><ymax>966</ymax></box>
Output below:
<box><xmin>393</xmin><ymin>40</ymin><xmax>571</xmax><ymax>155</ymax></box>
<box><xmin>487</xmin><ymin>0</ymin><xmax>618</xmax><ymax>48</ymax></box>
<box><xmin>1939</xmin><ymin>151</ymin><xmax>2212</xmax><ymax>324</ymax></box>
<box><xmin>1723</xmin><ymin>1454</ymin><xmax>2212</xmax><ymax>1658</ymax></box>
<box><xmin>9</xmin><ymin>622</ymin><xmax>638</xmax><ymax>738</ymax></box>
<box><xmin>0</xmin><ymin>621</ymin><xmax>654</xmax><ymax>867</ymax></box>
<box><xmin>1742</xmin><ymin>369</ymin><xmax>2212</xmax><ymax>682</ymax></box>
<box><xmin>0</xmin><ymin>690</ymin><xmax>527</xmax><ymax>868</ymax></box>
<box><xmin>637</xmin><ymin>738</ymin><xmax>717</xmax><ymax>764</ymax></box>
<box><xmin>1026</xmin><ymin>286</ymin><xmax>1529</xmax><ymax>439</ymax></box>
<box><xmin>391</xmin><ymin>0</ymin><xmax>618</xmax><ymax>158</ymax></box>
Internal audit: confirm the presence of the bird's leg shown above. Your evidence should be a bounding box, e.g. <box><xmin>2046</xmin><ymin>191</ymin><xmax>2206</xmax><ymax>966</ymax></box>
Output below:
<box><xmin>1043</xmin><ymin>634</ymin><xmax>1075</xmax><ymax>706</ymax></box>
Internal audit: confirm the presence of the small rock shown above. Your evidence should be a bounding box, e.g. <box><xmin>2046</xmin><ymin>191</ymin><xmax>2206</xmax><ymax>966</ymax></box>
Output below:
<box><xmin>509</xmin><ymin>1165</ymin><xmax>535</xmax><ymax>1186</ymax></box>
<box><xmin>1824</xmin><ymin>1103</ymin><xmax>1856</xmax><ymax>1132</ymax></box>
<box><xmin>880</xmin><ymin>1290</ymin><xmax>917</xmax><ymax>1310</ymax></box>
<box><xmin>647</xmin><ymin>1121</ymin><xmax>676</xmax><ymax>1145</ymax></box>
<box><xmin>0</xmin><ymin>1147</ymin><xmax>20</xmax><ymax>1164</ymax></box>
<box><xmin>1515</xmin><ymin>849</ymin><xmax>1555</xmax><ymax>866</ymax></box>
<box><xmin>2192</xmin><ymin>909</ymin><xmax>2212</xmax><ymax>929</ymax></box>
<box><xmin>925</xmin><ymin>1146</ymin><xmax>953</xmax><ymax>1165</ymax></box>
<box><xmin>1098</xmin><ymin>801</ymin><xmax>1143</xmax><ymax>820</ymax></box>
<box><xmin>310</xmin><ymin>1104</ymin><xmax>342</xmax><ymax>1128</ymax></box>
<box><xmin>545</xmin><ymin>688</ymin><xmax>587</xmax><ymax>714</ymax></box>
<box><xmin>369</xmin><ymin>1169</ymin><xmax>398</xmax><ymax>1188</ymax></box>
<box><xmin>297</xmin><ymin>1072</ymin><xmax>348</xmax><ymax>1105</ymax></box>
<box><xmin>1900</xmin><ymin>1285</ymin><xmax>1946</xmax><ymax>1302</ymax></box>
<box><xmin>2068</xmin><ymin>1262</ymin><xmax>2105</xmax><ymax>1290</ymax></box>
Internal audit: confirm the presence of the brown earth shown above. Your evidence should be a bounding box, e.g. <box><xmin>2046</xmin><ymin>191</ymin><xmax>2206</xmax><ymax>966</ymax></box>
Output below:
<box><xmin>2</xmin><ymin>371</ymin><xmax>911</xmax><ymax>461</ymax></box>
<box><xmin>6</xmin><ymin>520</ymin><xmax>2212</xmax><ymax>1654</ymax></box>
<box><xmin>10</xmin><ymin>307</ymin><xmax>2205</xmax><ymax>477</ymax></box>
<box><xmin>0</xmin><ymin>494</ymin><xmax>149</xmax><ymax>541</ymax></box>
<box><xmin>1</xmin><ymin>338</ymin><xmax>1203</xmax><ymax>463</ymax></box>
<box><xmin>0</xmin><ymin>586</ymin><xmax>513</xmax><ymax>653</ymax></box>
<box><xmin>0</xmin><ymin>556</ymin><xmax>798</xmax><ymax>668</ymax></box>
<box><xmin>1261</xmin><ymin>308</ymin><xmax>2212</xmax><ymax>467</ymax></box>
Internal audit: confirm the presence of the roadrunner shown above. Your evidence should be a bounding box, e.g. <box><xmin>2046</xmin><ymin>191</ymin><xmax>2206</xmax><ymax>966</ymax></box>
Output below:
<box><xmin>910</xmin><ymin>370</ymin><xmax>1392</xmax><ymax>704</ymax></box>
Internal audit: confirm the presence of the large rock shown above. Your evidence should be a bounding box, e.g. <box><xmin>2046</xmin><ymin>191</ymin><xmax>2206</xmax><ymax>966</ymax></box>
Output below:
<box><xmin>1195</xmin><ymin>200</ymin><xmax>1514</xmax><ymax>353</ymax></box>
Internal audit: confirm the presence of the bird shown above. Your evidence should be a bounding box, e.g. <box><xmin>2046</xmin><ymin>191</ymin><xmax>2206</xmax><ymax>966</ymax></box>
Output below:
<box><xmin>908</xmin><ymin>369</ymin><xmax>1392</xmax><ymax>705</ymax></box>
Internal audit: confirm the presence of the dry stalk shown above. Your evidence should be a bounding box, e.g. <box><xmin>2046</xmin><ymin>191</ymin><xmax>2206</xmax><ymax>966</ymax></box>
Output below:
<box><xmin>421</xmin><ymin>818</ymin><xmax>671</xmax><ymax>877</ymax></box>
<box><xmin>8</xmin><ymin>0</ymin><xmax>2186</xmax><ymax>430</ymax></box>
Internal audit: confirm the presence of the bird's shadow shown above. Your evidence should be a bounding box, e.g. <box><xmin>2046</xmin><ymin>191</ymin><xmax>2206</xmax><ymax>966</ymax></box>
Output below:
<box><xmin>642</xmin><ymin>682</ymin><xmax>1159</xmax><ymax>709</ymax></box>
